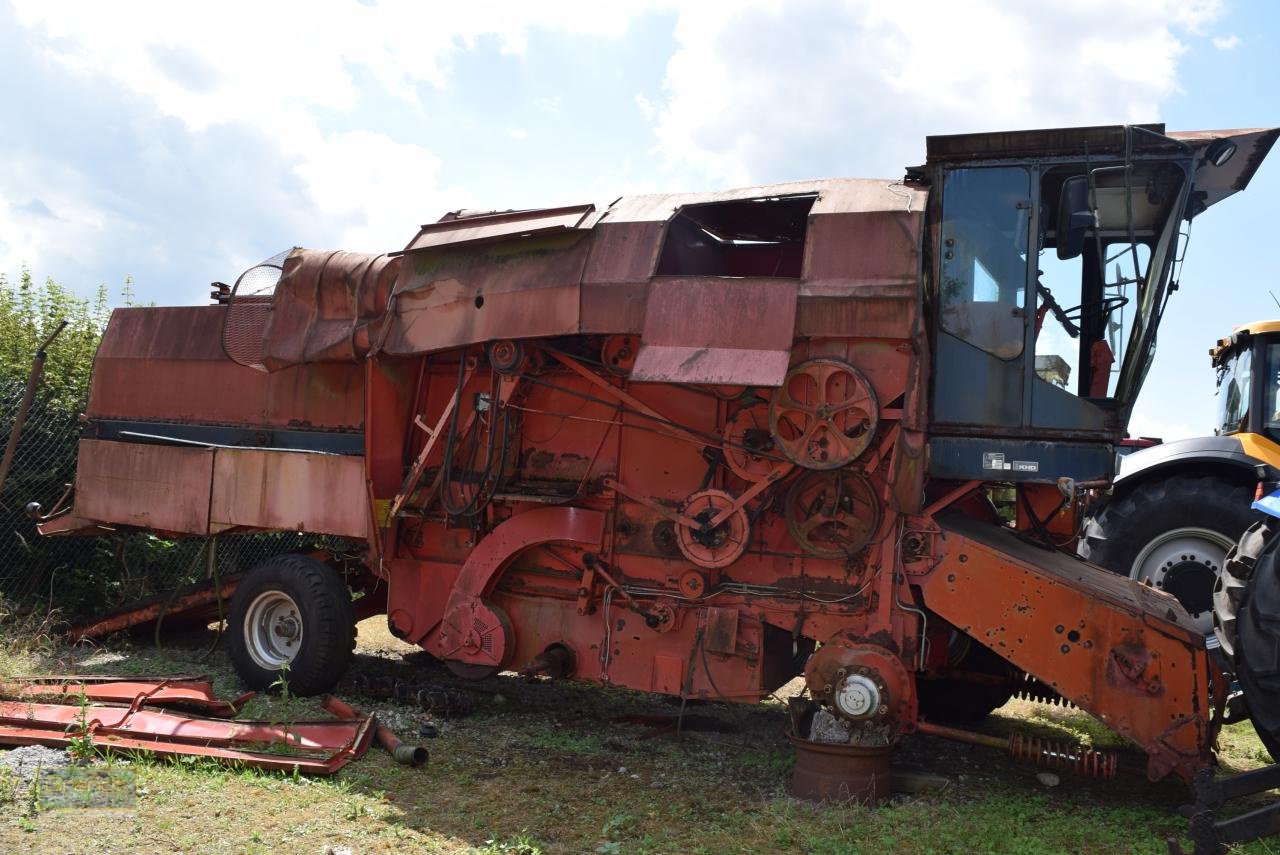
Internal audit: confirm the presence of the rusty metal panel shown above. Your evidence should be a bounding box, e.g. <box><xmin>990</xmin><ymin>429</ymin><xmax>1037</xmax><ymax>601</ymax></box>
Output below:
<box><xmin>652</xmin><ymin>654</ymin><xmax>684</xmax><ymax>694</ymax></box>
<box><xmin>75</xmin><ymin>439</ymin><xmax>213</xmax><ymax>534</ymax></box>
<box><xmin>705</xmin><ymin>607</ymin><xmax>739</xmax><ymax>654</ymax></box>
<box><xmin>260</xmin><ymin>249</ymin><xmax>400</xmax><ymax>371</ymax></box>
<box><xmin>581</xmin><ymin>221</ymin><xmax>665</xmax><ymax>285</ymax></box>
<box><xmin>802</xmin><ymin>211</ymin><xmax>923</xmax><ymax>295</ymax></box>
<box><xmin>89</xmin><ymin>307</ymin><xmax>365</xmax><ymax>431</ymax></box>
<box><xmin>209</xmin><ymin>448</ymin><xmax>368</xmax><ymax>538</ymax></box>
<box><xmin>630</xmin><ymin>277</ymin><xmax>797</xmax><ymax>386</ymax></box>
<box><xmin>381</xmin><ymin>233</ymin><xmax>591</xmax><ymax>355</ymax></box>
<box><xmin>796</xmin><ymin>296</ymin><xmax>918</xmax><ymax>339</ymax></box>
<box><xmin>922</xmin><ymin>512</ymin><xmax>1212</xmax><ymax>780</ymax></box>
<box><xmin>400</xmin><ymin>205</ymin><xmax>597</xmax><ymax>253</ymax></box>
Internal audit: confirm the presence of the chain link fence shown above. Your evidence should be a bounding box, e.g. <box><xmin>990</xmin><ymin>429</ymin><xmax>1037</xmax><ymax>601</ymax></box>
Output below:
<box><xmin>0</xmin><ymin>383</ymin><xmax>341</xmax><ymax>624</ymax></box>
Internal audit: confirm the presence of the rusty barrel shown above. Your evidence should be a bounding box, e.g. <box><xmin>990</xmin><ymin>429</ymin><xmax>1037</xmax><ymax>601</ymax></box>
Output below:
<box><xmin>788</xmin><ymin>734</ymin><xmax>892</xmax><ymax>804</ymax></box>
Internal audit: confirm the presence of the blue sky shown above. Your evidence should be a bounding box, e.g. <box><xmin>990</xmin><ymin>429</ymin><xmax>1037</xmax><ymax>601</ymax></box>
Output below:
<box><xmin>0</xmin><ymin>0</ymin><xmax>1275</xmax><ymax>439</ymax></box>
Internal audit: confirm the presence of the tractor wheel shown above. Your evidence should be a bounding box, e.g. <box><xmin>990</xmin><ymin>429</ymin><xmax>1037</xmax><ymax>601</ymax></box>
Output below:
<box><xmin>228</xmin><ymin>553</ymin><xmax>355</xmax><ymax>696</ymax></box>
<box><xmin>916</xmin><ymin>677</ymin><xmax>1013</xmax><ymax>724</ymax></box>
<box><xmin>1081</xmin><ymin>475</ymin><xmax>1257</xmax><ymax>634</ymax></box>
<box><xmin>915</xmin><ymin>640</ymin><xmax>1015</xmax><ymax>724</ymax></box>
<box><xmin>1214</xmin><ymin>519</ymin><xmax>1280</xmax><ymax>761</ymax></box>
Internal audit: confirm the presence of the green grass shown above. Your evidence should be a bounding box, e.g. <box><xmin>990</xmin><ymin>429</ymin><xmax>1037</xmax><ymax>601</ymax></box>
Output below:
<box><xmin>0</xmin><ymin>619</ymin><xmax>1276</xmax><ymax>853</ymax></box>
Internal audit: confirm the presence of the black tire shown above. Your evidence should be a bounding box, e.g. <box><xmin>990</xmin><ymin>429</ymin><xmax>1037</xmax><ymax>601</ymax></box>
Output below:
<box><xmin>228</xmin><ymin>553</ymin><xmax>355</xmax><ymax>696</ymax></box>
<box><xmin>1214</xmin><ymin>519</ymin><xmax>1280</xmax><ymax>761</ymax></box>
<box><xmin>915</xmin><ymin>640</ymin><xmax>1015</xmax><ymax>724</ymax></box>
<box><xmin>1081</xmin><ymin>475</ymin><xmax>1257</xmax><ymax>631</ymax></box>
<box><xmin>916</xmin><ymin>677</ymin><xmax>1013</xmax><ymax>724</ymax></box>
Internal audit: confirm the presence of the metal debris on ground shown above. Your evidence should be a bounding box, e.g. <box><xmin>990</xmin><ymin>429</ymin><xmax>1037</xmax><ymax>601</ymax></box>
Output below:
<box><xmin>2</xmin><ymin>674</ymin><xmax>255</xmax><ymax>717</ymax></box>
<box><xmin>0</xmin><ymin>676</ymin><xmax>375</xmax><ymax>774</ymax></box>
<box><xmin>339</xmin><ymin>672</ymin><xmax>474</xmax><ymax>718</ymax></box>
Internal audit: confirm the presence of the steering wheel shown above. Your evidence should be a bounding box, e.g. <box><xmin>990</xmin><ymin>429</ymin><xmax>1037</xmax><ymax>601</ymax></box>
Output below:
<box><xmin>1060</xmin><ymin>293</ymin><xmax>1130</xmax><ymax>323</ymax></box>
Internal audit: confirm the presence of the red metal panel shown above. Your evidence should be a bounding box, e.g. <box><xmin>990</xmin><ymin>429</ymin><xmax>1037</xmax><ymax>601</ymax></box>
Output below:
<box><xmin>89</xmin><ymin>306</ymin><xmax>365</xmax><ymax>431</ymax></box>
<box><xmin>75</xmin><ymin>439</ymin><xmax>213</xmax><ymax>534</ymax></box>
<box><xmin>382</xmin><ymin>233</ymin><xmax>591</xmax><ymax>355</ymax></box>
<box><xmin>400</xmin><ymin>205</ymin><xmax>597</xmax><ymax>253</ymax></box>
<box><xmin>0</xmin><ymin>699</ymin><xmax>373</xmax><ymax>775</ymax></box>
<box><xmin>630</xmin><ymin>277</ymin><xmax>797</xmax><ymax>386</ymax></box>
<box><xmin>260</xmin><ymin>249</ymin><xmax>400</xmax><ymax>371</ymax></box>
<box><xmin>209</xmin><ymin>448</ymin><xmax>368</xmax><ymax>538</ymax></box>
<box><xmin>802</xmin><ymin>210</ymin><xmax>923</xmax><ymax>293</ymax></box>
<box><xmin>580</xmin><ymin>221</ymin><xmax>665</xmax><ymax>285</ymax></box>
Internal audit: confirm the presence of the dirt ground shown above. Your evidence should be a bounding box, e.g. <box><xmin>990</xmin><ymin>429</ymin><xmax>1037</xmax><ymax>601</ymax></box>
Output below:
<box><xmin>0</xmin><ymin>618</ymin><xmax>1275</xmax><ymax>855</ymax></box>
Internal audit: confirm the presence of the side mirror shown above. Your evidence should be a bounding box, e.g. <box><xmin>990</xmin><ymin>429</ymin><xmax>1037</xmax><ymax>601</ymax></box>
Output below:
<box><xmin>1055</xmin><ymin>175</ymin><xmax>1094</xmax><ymax>260</ymax></box>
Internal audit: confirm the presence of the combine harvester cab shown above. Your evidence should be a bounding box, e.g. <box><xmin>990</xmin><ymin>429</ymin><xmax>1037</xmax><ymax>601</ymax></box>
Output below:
<box><xmin>39</xmin><ymin>125</ymin><xmax>1280</xmax><ymax>806</ymax></box>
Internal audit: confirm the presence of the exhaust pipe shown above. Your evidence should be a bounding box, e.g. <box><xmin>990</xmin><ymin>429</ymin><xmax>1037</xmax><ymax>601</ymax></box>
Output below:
<box><xmin>322</xmin><ymin>695</ymin><xmax>428</xmax><ymax>767</ymax></box>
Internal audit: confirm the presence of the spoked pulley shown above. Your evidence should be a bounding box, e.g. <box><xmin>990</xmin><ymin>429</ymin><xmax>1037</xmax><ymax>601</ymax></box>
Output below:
<box><xmin>769</xmin><ymin>358</ymin><xmax>878</xmax><ymax>470</ymax></box>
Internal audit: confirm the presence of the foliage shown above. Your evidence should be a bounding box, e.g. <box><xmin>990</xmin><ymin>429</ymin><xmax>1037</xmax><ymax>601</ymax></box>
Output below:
<box><xmin>0</xmin><ymin>267</ymin><xmax>122</xmax><ymax>617</ymax></box>
<box><xmin>0</xmin><ymin>267</ymin><xmax>112</xmax><ymax>413</ymax></box>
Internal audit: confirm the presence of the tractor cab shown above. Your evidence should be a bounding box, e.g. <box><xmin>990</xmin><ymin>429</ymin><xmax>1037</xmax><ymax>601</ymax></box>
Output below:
<box><xmin>919</xmin><ymin>124</ymin><xmax>1278</xmax><ymax>484</ymax></box>
<box><xmin>1213</xmin><ymin>320</ymin><xmax>1280</xmax><ymax>457</ymax></box>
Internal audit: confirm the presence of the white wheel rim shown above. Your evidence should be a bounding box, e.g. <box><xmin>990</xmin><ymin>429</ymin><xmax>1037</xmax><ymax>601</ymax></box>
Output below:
<box><xmin>243</xmin><ymin>590</ymin><xmax>303</xmax><ymax>671</ymax></box>
<box><xmin>1130</xmin><ymin>526</ymin><xmax>1232</xmax><ymax>635</ymax></box>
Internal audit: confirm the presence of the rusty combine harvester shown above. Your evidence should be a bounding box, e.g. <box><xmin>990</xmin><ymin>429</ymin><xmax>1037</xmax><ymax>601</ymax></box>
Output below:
<box><xmin>35</xmin><ymin>124</ymin><xmax>1280</xmax><ymax>806</ymax></box>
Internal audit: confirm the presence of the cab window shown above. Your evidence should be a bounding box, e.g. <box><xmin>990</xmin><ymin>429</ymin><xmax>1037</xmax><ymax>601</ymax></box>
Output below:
<box><xmin>938</xmin><ymin>167</ymin><xmax>1030</xmax><ymax>359</ymax></box>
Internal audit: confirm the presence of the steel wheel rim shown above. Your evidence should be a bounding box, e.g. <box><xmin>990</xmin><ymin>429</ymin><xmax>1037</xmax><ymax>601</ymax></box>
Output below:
<box><xmin>1130</xmin><ymin>526</ymin><xmax>1233</xmax><ymax>634</ymax></box>
<box><xmin>243</xmin><ymin>590</ymin><xmax>304</xmax><ymax>671</ymax></box>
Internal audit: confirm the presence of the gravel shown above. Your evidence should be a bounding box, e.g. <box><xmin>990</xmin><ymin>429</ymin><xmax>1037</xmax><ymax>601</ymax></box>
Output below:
<box><xmin>0</xmin><ymin>744</ymin><xmax>71</xmax><ymax>784</ymax></box>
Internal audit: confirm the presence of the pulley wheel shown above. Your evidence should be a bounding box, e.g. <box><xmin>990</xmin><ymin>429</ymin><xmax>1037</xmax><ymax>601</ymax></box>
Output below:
<box><xmin>488</xmin><ymin>339</ymin><xmax>527</xmax><ymax>375</ymax></box>
<box><xmin>723</xmin><ymin>402</ymin><xmax>792</xmax><ymax>481</ymax></box>
<box><xmin>769</xmin><ymin>358</ymin><xmax>878</xmax><ymax>470</ymax></box>
<box><xmin>784</xmin><ymin>469</ymin><xmax>881</xmax><ymax>559</ymax></box>
<box><xmin>676</xmin><ymin>489</ymin><xmax>750</xmax><ymax>569</ymax></box>
<box><xmin>601</xmin><ymin>335</ymin><xmax>638</xmax><ymax>376</ymax></box>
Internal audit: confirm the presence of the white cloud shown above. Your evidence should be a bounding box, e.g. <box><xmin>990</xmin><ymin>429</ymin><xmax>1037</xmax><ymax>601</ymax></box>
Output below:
<box><xmin>1212</xmin><ymin>34</ymin><xmax>1241</xmax><ymax>50</ymax></box>
<box><xmin>1126</xmin><ymin>410</ymin><xmax>1204</xmax><ymax>442</ymax></box>
<box><xmin>647</xmin><ymin>0</ymin><xmax>1225</xmax><ymax>185</ymax></box>
<box><xmin>8</xmin><ymin>0</ymin><xmax>665</xmax><ymax>255</ymax></box>
<box><xmin>3</xmin><ymin>0</ymin><xmax>1225</xmax><ymax>292</ymax></box>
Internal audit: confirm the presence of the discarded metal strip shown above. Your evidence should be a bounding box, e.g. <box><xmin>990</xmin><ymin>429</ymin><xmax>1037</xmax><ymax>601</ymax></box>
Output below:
<box><xmin>1</xmin><ymin>675</ymin><xmax>256</xmax><ymax>717</ymax></box>
<box><xmin>69</xmin><ymin>574</ymin><xmax>242</xmax><ymax>641</ymax></box>
<box><xmin>0</xmin><ymin>699</ymin><xmax>374</xmax><ymax>775</ymax></box>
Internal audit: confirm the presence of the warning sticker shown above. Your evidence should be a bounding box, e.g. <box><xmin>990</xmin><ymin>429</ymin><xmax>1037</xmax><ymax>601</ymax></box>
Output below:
<box><xmin>982</xmin><ymin>452</ymin><xmax>1010</xmax><ymax>471</ymax></box>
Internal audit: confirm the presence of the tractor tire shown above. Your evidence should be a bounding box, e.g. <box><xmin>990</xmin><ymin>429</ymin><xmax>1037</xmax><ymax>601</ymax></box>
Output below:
<box><xmin>1214</xmin><ymin>519</ymin><xmax>1280</xmax><ymax>761</ymax></box>
<box><xmin>228</xmin><ymin>553</ymin><xmax>355</xmax><ymax>696</ymax></box>
<box><xmin>1081</xmin><ymin>475</ymin><xmax>1257</xmax><ymax>634</ymax></box>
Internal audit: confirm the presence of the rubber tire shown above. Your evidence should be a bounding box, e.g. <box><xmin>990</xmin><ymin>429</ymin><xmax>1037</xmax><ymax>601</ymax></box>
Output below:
<box><xmin>916</xmin><ymin>643</ymin><xmax>1015</xmax><ymax>724</ymax></box>
<box><xmin>1080</xmin><ymin>475</ymin><xmax>1256</xmax><ymax>614</ymax></box>
<box><xmin>228</xmin><ymin>553</ymin><xmax>355</xmax><ymax>696</ymax></box>
<box><xmin>916</xmin><ymin>677</ymin><xmax>1013</xmax><ymax>725</ymax></box>
<box><xmin>1215</xmin><ymin>519</ymin><xmax>1280</xmax><ymax>761</ymax></box>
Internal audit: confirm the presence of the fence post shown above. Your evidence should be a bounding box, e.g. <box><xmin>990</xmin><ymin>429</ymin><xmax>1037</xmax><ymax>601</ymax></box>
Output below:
<box><xmin>0</xmin><ymin>320</ymin><xmax>68</xmax><ymax>495</ymax></box>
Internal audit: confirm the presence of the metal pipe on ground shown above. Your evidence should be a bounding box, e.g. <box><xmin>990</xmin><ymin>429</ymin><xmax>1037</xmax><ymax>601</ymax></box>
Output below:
<box><xmin>322</xmin><ymin>695</ymin><xmax>428</xmax><ymax>767</ymax></box>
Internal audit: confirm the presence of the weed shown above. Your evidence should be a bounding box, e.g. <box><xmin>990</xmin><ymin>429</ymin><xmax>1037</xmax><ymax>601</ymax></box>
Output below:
<box><xmin>472</xmin><ymin>833</ymin><xmax>544</xmax><ymax>855</ymax></box>
<box><xmin>66</xmin><ymin>686</ymin><xmax>95</xmax><ymax>761</ymax></box>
